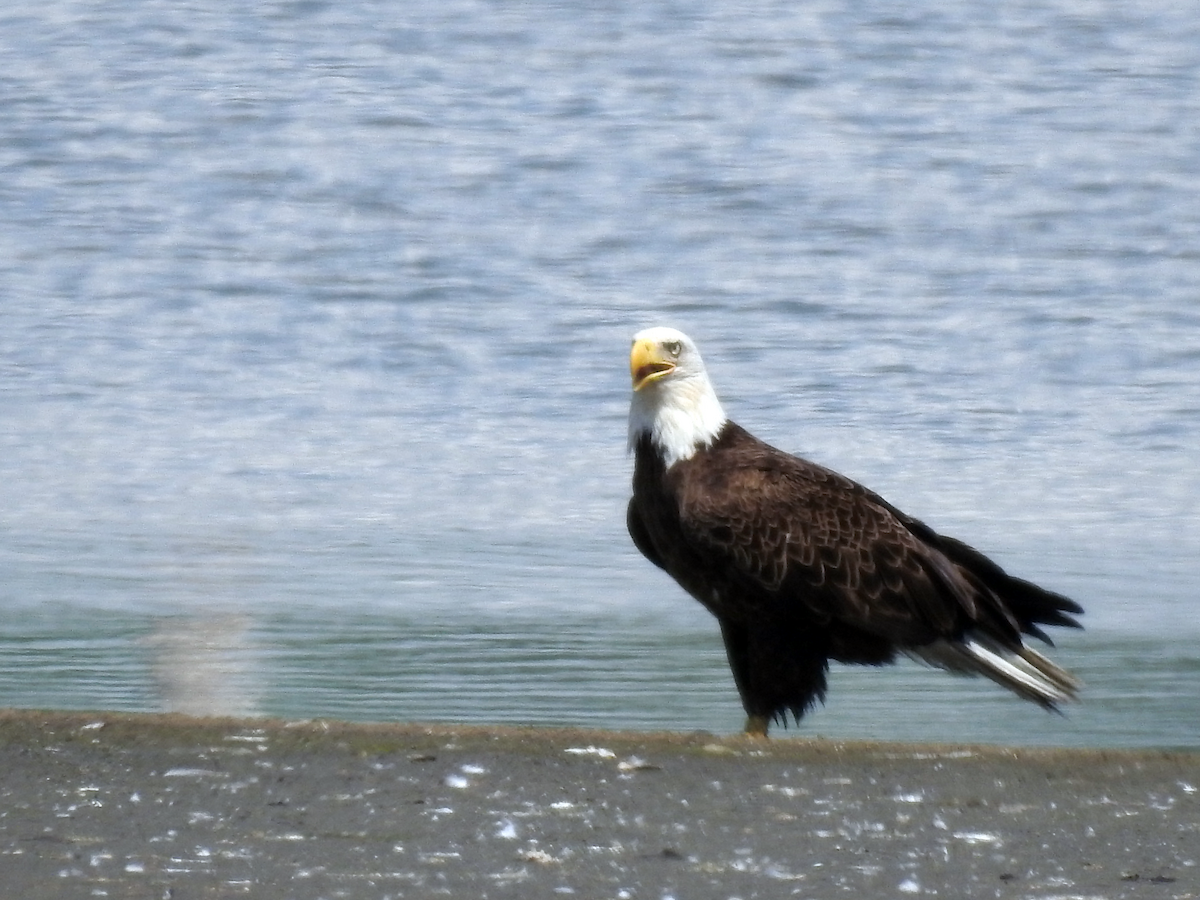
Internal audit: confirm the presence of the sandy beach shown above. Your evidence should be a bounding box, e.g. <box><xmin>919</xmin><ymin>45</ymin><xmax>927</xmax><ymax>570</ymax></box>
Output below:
<box><xmin>1</xmin><ymin>708</ymin><xmax>1196</xmax><ymax>898</ymax></box>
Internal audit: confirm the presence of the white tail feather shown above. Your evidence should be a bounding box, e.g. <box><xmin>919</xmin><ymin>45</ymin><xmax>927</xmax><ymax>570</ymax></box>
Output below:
<box><xmin>908</xmin><ymin>633</ymin><xmax>1081</xmax><ymax>709</ymax></box>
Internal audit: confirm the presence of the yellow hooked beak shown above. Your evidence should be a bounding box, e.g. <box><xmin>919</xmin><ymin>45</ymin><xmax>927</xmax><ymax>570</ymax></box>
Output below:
<box><xmin>630</xmin><ymin>338</ymin><xmax>676</xmax><ymax>391</ymax></box>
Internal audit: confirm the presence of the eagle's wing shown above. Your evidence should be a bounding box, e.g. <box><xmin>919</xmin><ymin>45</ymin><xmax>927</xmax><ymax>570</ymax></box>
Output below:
<box><xmin>675</xmin><ymin>445</ymin><xmax>1010</xmax><ymax>644</ymax></box>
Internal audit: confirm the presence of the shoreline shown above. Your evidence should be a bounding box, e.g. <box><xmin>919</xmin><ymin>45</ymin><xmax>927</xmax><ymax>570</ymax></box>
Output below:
<box><xmin>3</xmin><ymin>709</ymin><xmax>1197</xmax><ymax>897</ymax></box>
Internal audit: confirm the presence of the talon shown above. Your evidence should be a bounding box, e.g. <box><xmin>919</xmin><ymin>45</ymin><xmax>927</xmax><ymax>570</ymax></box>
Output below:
<box><xmin>743</xmin><ymin>714</ymin><xmax>770</xmax><ymax>738</ymax></box>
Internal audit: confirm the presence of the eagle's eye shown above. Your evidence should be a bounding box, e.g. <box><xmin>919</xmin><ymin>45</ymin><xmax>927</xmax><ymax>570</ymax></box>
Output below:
<box><xmin>664</xmin><ymin>340</ymin><xmax>681</xmax><ymax>357</ymax></box>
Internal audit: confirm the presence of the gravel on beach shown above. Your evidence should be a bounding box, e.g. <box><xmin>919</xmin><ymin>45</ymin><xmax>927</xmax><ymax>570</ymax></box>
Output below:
<box><xmin>1</xmin><ymin>709</ymin><xmax>1196</xmax><ymax>899</ymax></box>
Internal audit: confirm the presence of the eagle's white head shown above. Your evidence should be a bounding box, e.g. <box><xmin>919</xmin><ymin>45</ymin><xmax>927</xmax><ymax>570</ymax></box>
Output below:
<box><xmin>627</xmin><ymin>326</ymin><xmax>728</xmax><ymax>467</ymax></box>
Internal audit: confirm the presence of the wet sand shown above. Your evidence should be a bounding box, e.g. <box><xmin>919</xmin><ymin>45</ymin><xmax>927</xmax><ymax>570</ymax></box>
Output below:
<box><xmin>1</xmin><ymin>709</ymin><xmax>1196</xmax><ymax>899</ymax></box>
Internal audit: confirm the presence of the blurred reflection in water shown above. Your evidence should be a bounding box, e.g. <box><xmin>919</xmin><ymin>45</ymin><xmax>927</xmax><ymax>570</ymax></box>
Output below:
<box><xmin>144</xmin><ymin>615</ymin><xmax>260</xmax><ymax>717</ymax></box>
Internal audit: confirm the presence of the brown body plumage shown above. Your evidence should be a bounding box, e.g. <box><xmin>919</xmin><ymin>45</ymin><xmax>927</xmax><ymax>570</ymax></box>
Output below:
<box><xmin>626</xmin><ymin>327</ymin><xmax>1083</xmax><ymax>735</ymax></box>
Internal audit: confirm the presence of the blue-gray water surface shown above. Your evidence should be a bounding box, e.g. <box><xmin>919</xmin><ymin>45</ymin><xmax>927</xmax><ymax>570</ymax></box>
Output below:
<box><xmin>2</xmin><ymin>0</ymin><xmax>1199</xmax><ymax>748</ymax></box>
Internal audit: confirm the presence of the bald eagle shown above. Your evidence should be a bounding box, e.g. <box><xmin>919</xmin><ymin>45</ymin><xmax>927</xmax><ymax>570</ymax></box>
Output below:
<box><xmin>626</xmin><ymin>326</ymin><xmax>1083</xmax><ymax>737</ymax></box>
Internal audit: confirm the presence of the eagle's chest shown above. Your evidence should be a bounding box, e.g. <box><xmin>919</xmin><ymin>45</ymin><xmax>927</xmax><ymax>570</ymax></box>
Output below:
<box><xmin>632</xmin><ymin>451</ymin><xmax>749</xmax><ymax>619</ymax></box>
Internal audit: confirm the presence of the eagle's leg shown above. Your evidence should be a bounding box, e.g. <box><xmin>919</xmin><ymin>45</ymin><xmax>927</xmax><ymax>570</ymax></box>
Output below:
<box><xmin>720</xmin><ymin>621</ymin><xmax>770</xmax><ymax>738</ymax></box>
<box><xmin>721</xmin><ymin>618</ymin><xmax>828</xmax><ymax>739</ymax></box>
<box><xmin>743</xmin><ymin>714</ymin><xmax>771</xmax><ymax>738</ymax></box>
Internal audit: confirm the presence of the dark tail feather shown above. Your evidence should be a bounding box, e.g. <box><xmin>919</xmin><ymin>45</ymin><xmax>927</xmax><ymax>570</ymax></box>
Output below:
<box><xmin>936</xmin><ymin>535</ymin><xmax>1084</xmax><ymax>644</ymax></box>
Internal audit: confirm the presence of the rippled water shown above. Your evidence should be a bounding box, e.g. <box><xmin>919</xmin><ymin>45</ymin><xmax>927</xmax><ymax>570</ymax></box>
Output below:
<box><xmin>2</xmin><ymin>0</ymin><xmax>1199</xmax><ymax>747</ymax></box>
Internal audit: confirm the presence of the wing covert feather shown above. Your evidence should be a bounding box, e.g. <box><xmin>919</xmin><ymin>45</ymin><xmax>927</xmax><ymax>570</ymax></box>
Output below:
<box><xmin>674</xmin><ymin>443</ymin><xmax>965</xmax><ymax>641</ymax></box>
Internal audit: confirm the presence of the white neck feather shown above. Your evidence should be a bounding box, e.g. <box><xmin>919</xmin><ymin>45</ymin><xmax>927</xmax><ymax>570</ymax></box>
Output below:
<box><xmin>628</xmin><ymin>372</ymin><xmax>728</xmax><ymax>468</ymax></box>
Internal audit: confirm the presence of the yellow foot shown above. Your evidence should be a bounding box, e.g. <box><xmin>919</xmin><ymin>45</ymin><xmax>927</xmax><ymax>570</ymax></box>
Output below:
<box><xmin>743</xmin><ymin>714</ymin><xmax>770</xmax><ymax>738</ymax></box>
